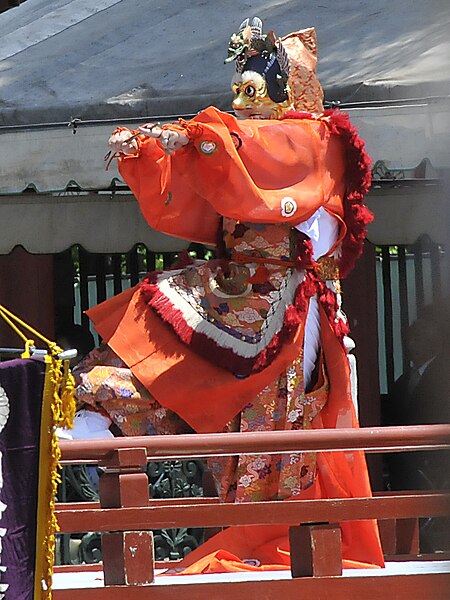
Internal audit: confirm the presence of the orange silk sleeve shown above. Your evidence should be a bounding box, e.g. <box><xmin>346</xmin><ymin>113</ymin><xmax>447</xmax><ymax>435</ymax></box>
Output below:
<box><xmin>187</xmin><ymin>106</ymin><xmax>346</xmax><ymax>225</ymax></box>
<box><xmin>118</xmin><ymin>135</ymin><xmax>221</xmax><ymax>246</ymax></box>
<box><xmin>117</xmin><ymin>106</ymin><xmax>346</xmax><ymax>244</ymax></box>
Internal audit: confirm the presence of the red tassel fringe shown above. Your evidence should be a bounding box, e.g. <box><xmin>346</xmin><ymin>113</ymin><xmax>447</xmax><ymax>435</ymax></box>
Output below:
<box><xmin>141</xmin><ymin>273</ymin><xmax>282</xmax><ymax>376</ymax></box>
<box><xmin>283</xmin><ymin>109</ymin><xmax>373</xmax><ymax>278</ymax></box>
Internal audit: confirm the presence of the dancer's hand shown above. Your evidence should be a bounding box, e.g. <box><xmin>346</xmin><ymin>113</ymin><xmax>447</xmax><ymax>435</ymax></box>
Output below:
<box><xmin>139</xmin><ymin>124</ymin><xmax>189</xmax><ymax>155</ymax></box>
<box><xmin>107</xmin><ymin>129</ymin><xmax>139</xmax><ymax>155</ymax></box>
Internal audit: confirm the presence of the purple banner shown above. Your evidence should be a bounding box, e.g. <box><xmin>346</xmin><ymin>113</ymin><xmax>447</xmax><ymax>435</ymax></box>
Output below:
<box><xmin>0</xmin><ymin>357</ymin><xmax>46</xmax><ymax>600</ymax></box>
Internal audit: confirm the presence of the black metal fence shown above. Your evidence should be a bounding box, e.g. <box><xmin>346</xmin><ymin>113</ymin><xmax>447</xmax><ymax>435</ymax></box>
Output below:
<box><xmin>377</xmin><ymin>235</ymin><xmax>447</xmax><ymax>397</ymax></box>
<box><xmin>57</xmin><ymin>460</ymin><xmax>206</xmax><ymax>565</ymax></box>
<box><xmin>53</xmin><ymin>242</ymin><xmax>211</xmax><ymax>344</ymax></box>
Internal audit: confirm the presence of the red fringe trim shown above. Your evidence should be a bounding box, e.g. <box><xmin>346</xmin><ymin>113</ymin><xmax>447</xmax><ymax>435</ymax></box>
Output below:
<box><xmin>140</xmin><ymin>236</ymin><xmax>348</xmax><ymax>376</ymax></box>
<box><xmin>293</xmin><ymin>235</ymin><xmax>349</xmax><ymax>343</ymax></box>
<box><xmin>283</xmin><ymin>109</ymin><xmax>373</xmax><ymax>278</ymax></box>
<box><xmin>140</xmin><ymin>273</ymin><xmax>297</xmax><ymax>376</ymax></box>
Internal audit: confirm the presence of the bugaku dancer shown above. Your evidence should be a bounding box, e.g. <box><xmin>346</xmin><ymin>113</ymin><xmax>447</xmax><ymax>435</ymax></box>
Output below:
<box><xmin>73</xmin><ymin>17</ymin><xmax>384</xmax><ymax>572</ymax></box>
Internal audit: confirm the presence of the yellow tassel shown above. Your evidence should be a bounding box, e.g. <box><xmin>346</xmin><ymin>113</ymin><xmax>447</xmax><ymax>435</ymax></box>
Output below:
<box><xmin>41</xmin><ymin>413</ymin><xmax>62</xmax><ymax>599</ymax></box>
<box><xmin>37</xmin><ymin>349</ymin><xmax>76</xmax><ymax>599</ymax></box>
<box><xmin>60</xmin><ymin>359</ymin><xmax>76</xmax><ymax>430</ymax></box>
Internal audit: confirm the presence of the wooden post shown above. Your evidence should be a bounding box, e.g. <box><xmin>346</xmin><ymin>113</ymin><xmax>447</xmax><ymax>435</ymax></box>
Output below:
<box><xmin>98</xmin><ymin>448</ymin><xmax>155</xmax><ymax>585</ymax></box>
<box><xmin>101</xmin><ymin>531</ymin><xmax>154</xmax><ymax>586</ymax></box>
<box><xmin>395</xmin><ymin>518</ymin><xmax>420</xmax><ymax>555</ymax></box>
<box><xmin>289</xmin><ymin>523</ymin><xmax>342</xmax><ymax>578</ymax></box>
<box><xmin>378</xmin><ymin>518</ymin><xmax>420</xmax><ymax>557</ymax></box>
<box><xmin>0</xmin><ymin>247</ymin><xmax>55</xmax><ymax>347</ymax></box>
<box><xmin>378</xmin><ymin>519</ymin><xmax>397</xmax><ymax>556</ymax></box>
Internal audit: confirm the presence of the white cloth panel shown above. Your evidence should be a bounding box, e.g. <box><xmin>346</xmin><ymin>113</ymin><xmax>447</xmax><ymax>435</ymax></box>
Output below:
<box><xmin>296</xmin><ymin>208</ymin><xmax>339</xmax><ymax>387</ymax></box>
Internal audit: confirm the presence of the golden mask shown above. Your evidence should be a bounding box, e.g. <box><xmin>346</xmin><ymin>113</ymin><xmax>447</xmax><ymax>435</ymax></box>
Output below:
<box><xmin>231</xmin><ymin>71</ymin><xmax>294</xmax><ymax>120</ymax></box>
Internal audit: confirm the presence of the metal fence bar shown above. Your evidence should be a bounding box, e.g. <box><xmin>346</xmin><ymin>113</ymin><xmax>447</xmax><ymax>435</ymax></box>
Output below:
<box><xmin>412</xmin><ymin>240</ymin><xmax>425</xmax><ymax>314</ymax></box>
<box><xmin>95</xmin><ymin>254</ymin><xmax>107</xmax><ymax>304</ymax></box>
<box><xmin>112</xmin><ymin>254</ymin><xmax>123</xmax><ymax>296</ymax></box>
<box><xmin>127</xmin><ymin>246</ymin><xmax>140</xmax><ymax>287</ymax></box>
<box><xmin>145</xmin><ymin>248</ymin><xmax>156</xmax><ymax>273</ymax></box>
<box><xmin>162</xmin><ymin>252</ymin><xmax>177</xmax><ymax>269</ymax></box>
<box><xmin>381</xmin><ymin>246</ymin><xmax>395</xmax><ymax>395</ymax></box>
<box><xmin>397</xmin><ymin>246</ymin><xmax>410</xmax><ymax>373</ymax></box>
<box><xmin>78</xmin><ymin>246</ymin><xmax>90</xmax><ymax>330</ymax></box>
<box><xmin>430</xmin><ymin>242</ymin><xmax>442</xmax><ymax>304</ymax></box>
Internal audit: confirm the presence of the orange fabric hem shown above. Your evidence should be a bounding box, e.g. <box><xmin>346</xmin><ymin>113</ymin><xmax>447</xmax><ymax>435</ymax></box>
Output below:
<box><xmin>173</xmin><ymin>549</ymin><xmax>381</xmax><ymax>575</ymax></box>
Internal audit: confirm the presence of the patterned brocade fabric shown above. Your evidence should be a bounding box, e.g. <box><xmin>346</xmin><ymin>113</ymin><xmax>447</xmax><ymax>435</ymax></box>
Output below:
<box><xmin>74</xmin><ymin>344</ymin><xmax>329</xmax><ymax>501</ymax></box>
<box><xmin>208</xmin><ymin>353</ymin><xmax>328</xmax><ymax>503</ymax></box>
<box><xmin>146</xmin><ymin>218</ymin><xmax>303</xmax><ymax>375</ymax></box>
<box><xmin>281</xmin><ymin>29</ymin><xmax>324</xmax><ymax>113</ymax></box>
<box><xmin>74</xmin><ymin>345</ymin><xmax>193</xmax><ymax>436</ymax></box>
<box><xmin>171</xmin><ymin>218</ymin><xmax>295</xmax><ymax>342</ymax></box>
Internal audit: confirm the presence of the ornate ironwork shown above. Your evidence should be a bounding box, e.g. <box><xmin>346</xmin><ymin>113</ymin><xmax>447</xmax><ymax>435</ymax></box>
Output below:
<box><xmin>148</xmin><ymin>459</ymin><xmax>204</xmax><ymax>498</ymax></box>
<box><xmin>57</xmin><ymin>459</ymin><xmax>206</xmax><ymax>564</ymax></box>
<box><xmin>147</xmin><ymin>459</ymin><xmax>205</xmax><ymax>560</ymax></box>
<box><xmin>62</xmin><ymin>464</ymin><xmax>100</xmax><ymax>502</ymax></box>
<box><xmin>77</xmin><ymin>531</ymin><xmax>103</xmax><ymax>564</ymax></box>
<box><xmin>154</xmin><ymin>528</ymin><xmax>203</xmax><ymax>561</ymax></box>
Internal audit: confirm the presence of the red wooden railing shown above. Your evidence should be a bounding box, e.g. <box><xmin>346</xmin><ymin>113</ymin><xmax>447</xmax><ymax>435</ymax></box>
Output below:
<box><xmin>58</xmin><ymin>424</ymin><xmax>450</xmax><ymax>461</ymax></box>
<box><xmin>53</xmin><ymin>424</ymin><xmax>450</xmax><ymax>599</ymax></box>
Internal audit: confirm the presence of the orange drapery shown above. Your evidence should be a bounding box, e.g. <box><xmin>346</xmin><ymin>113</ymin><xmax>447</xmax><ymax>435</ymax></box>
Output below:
<box><xmin>118</xmin><ymin>106</ymin><xmax>346</xmax><ymax>246</ymax></box>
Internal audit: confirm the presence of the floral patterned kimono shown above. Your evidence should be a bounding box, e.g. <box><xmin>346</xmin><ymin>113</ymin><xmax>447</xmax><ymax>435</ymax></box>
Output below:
<box><xmin>76</xmin><ymin>106</ymin><xmax>384</xmax><ymax>570</ymax></box>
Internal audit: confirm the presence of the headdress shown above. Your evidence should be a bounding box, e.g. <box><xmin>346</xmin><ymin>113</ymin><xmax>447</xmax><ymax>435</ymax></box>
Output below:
<box><xmin>226</xmin><ymin>17</ymin><xmax>324</xmax><ymax>113</ymax></box>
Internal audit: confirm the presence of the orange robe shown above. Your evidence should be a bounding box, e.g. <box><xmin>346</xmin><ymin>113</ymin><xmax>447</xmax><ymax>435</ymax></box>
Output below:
<box><xmin>90</xmin><ymin>106</ymin><xmax>349</xmax><ymax>431</ymax></box>
<box><xmin>88</xmin><ymin>106</ymin><xmax>384</xmax><ymax>571</ymax></box>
